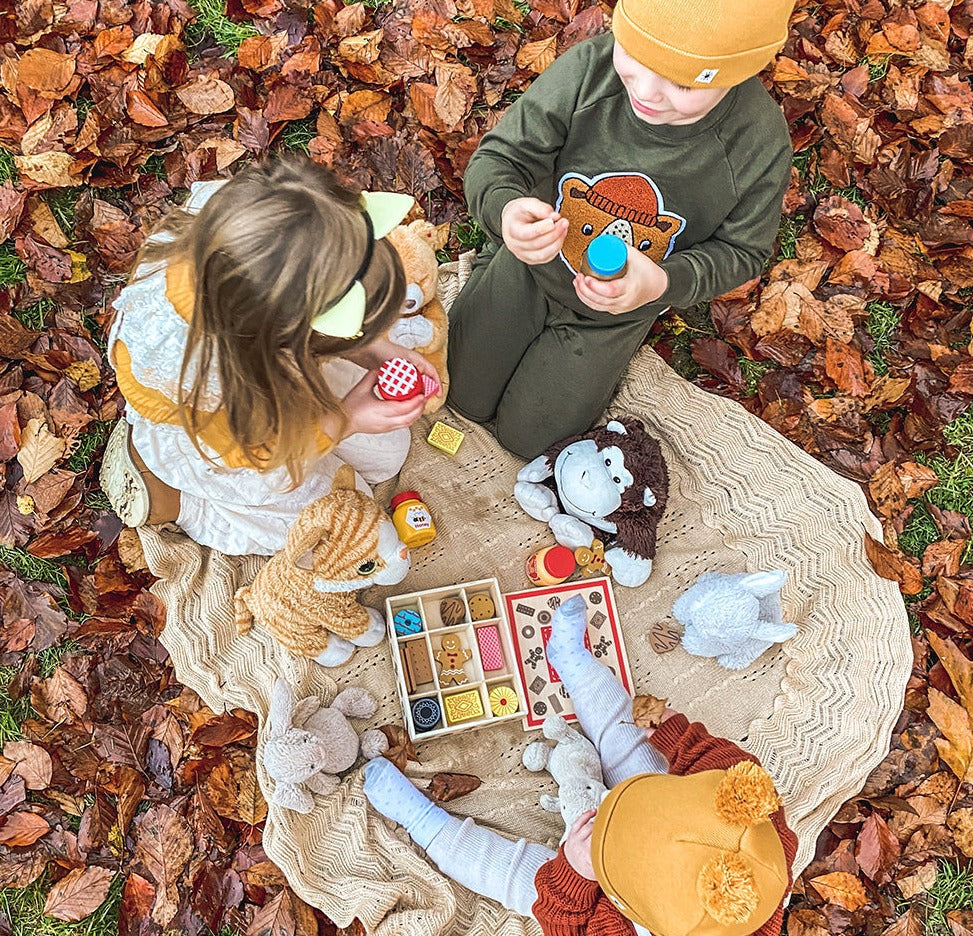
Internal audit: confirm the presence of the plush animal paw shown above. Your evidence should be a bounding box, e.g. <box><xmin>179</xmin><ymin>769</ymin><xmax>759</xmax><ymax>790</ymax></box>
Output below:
<box><xmin>517</xmin><ymin>455</ymin><xmax>554</xmax><ymax>484</ymax></box>
<box><xmin>550</xmin><ymin>514</ymin><xmax>595</xmax><ymax>550</ymax></box>
<box><xmin>360</xmin><ymin>728</ymin><xmax>389</xmax><ymax>760</ymax></box>
<box><xmin>388</xmin><ymin>315</ymin><xmax>435</xmax><ymax>350</ymax></box>
<box><xmin>604</xmin><ymin>547</ymin><xmax>651</xmax><ymax>588</ymax></box>
<box><xmin>273</xmin><ymin>780</ymin><xmax>315</xmax><ymax>814</ymax></box>
<box><xmin>315</xmin><ymin>635</ymin><xmax>355</xmax><ymax>668</ymax></box>
<box><xmin>350</xmin><ymin>607</ymin><xmax>386</xmax><ymax>647</ymax></box>
<box><xmin>331</xmin><ymin>686</ymin><xmax>379</xmax><ymax>719</ymax></box>
<box><xmin>305</xmin><ymin>772</ymin><xmax>340</xmax><ymax>796</ymax></box>
<box><xmin>514</xmin><ymin>481</ymin><xmax>559</xmax><ymax>522</ymax></box>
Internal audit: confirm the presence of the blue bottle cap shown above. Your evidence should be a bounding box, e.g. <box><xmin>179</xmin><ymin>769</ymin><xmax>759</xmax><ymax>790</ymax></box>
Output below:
<box><xmin>585</xmin><ymin>234</ymin><xmax>628</xmax><ymax>277</ymax></box>
<box><xmin>411</xmin><ymin>697</ymin><xmax>441</xmax><ymax>732</ymax></box>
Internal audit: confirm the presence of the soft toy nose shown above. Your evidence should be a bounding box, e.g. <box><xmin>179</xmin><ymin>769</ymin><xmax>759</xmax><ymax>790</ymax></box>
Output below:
<box><xmin>398</xmin><ymin>545</ymin><xmax>409</xmax><ymax>560</ymax></box>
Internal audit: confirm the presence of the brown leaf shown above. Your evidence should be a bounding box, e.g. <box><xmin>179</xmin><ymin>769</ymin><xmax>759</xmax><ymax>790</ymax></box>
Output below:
<box><xmin>133</xmin><ymin>804</ymin><xmax>193</xmax><ymax>925</ymax></box>
<box><xmin>863</xmin><ymin>532</ymin><xmax>924</xmax><ymax>595</ymax></box>
<box><xmin>192</xmin><ymin>712</ymin><xmax>257</xmax><ymax>747</ymax></box>
<box><xmin>921</xmin><ymin>539</ymin><xmax>966</xmax><ymax>578</ymax></box>
<box><xmin>927</xmin><ymin>688</ymin><xmax>973</xmax><ymax>784</ymax></box>
<box><xmin>378</xmin><ymin>724</ymin><xmax>419</xmax><ymax>771</ymax></box>
<box><xmin>246</xmin><ymin>888</ymin><xmax>307</xmax><ymax>936</ymax></box>
<box><xmin>427</xmin><ymin>772</ymin><xmax>482</xmax><ymax>802</ymax></box>
<box><xmin>947</xmin><ymin>808</ymin><xmax>973</xmax><ymax>858</ymax></box>
<box><xmin>869</xmin><ymin>462</ymin><xmax>906</xmax><ymax>520</ymax></box>
<box><xmin>17</xmin><ymin>418</ymin><xmax>65</xmax><ymax>484</ymax></box>
<box><xmin>31</xmin><ymin>668</ymin><xmax>88</xmax><ymax>725</ymax></box>
<box><xmin>813</xmin><ymin>195</ymin><xmax>873</xmax><ymax>251</ymax></box>
<box><xmin>809</xmin><ymin>871</ymin><xmax>868</xmax><ymax>911</ymax></box>
<box><xmin>14</xmin><ymin>152</ymin><xmax>78</xmax><ymax>188</ymax></box>
<box><xmin>126</xmin><ymin>90</ymin><xmax>168</xmax><ymax>128</ymax></box>
<box><xmin>43</xmin><ymin>866</ymin><xmax>114</xmax><ymax>922</ymax></box>
<box><xmin>883</xmin><ymin>909</ymin><xmax>922</xmax><ymax>936</ymax></box>
<box><xmin>948</xmin><ymin>910</ymin><xmax>973</xmax><ymax>936</ymax></box>
<box><xmin>854</xmin><ymin>812</ymin><xmax>899</xmax><ymax>884</ymax></box>
<box><xmin>631</xmin><ymin>694</ymin><xmax>668</xmax><ymax>730</ymax></box>
<box><xmin>337</xmin><ymin>30</ymin><xmax>383</xmax><ymax>65</ymax></box>
<box><xmin>515</xmin><ymin>36</ymin><xmax>557</xmax><ymax>74</ymax></box>
<box><xmin>175</xmin><ymin>76</ymin><xmax>235</xmax><ymax>115</ymax></box>
<box><xmin>928</xmin><ymin>631</ymin><xmax>973</xmax><ymax>713</ymax></box>
<box><xmin>825</xmin><ymin>338</ymin><xmax>872</xmax><ymax>397</ymax></box>
<box><xmin>897</xmin><ymin>462</ymin><xmax>938</xmax><ymax>500</ymax></box>
<box><xmin>203</xmin><ymin>751</ymin><xmax>267</xmax><ymax>825</ymax></box>
<box><xmin>238</xmin><ymin>33</ymin><xmax>289</xmax><ymax>71</ymax></box>
<box><xmin>0</xmin><ymin>811</ymin><xmax>50</xmax><ymax>846</ymax></box>
<box><xmin>4</xmin><ymin>740</ymin><xmax>52</xmax><ymax>790</ymax></box>
<box><xmin>787</xmin><ymin>908</ymin><xmax>829</xmax><ymax>936</ymax></box>
<box><xmin>17</xmin><ymin>48</ymin><xmax>76</xmax><ymax>92</ymax></box>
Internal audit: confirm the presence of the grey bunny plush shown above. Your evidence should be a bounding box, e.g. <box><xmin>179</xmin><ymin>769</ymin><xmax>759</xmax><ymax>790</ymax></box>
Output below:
<box><xmin>522</xmin><ymin>715</ymin><xmax>607</xmax><ymax>843</ymax></box>
<box><xmin>262</xmin><ymin>678</ymin><xmax>388</xmax><ymax>813</ymax></box>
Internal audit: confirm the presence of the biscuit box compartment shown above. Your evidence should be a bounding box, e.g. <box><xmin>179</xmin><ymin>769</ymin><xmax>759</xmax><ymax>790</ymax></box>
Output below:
<box><xmin>386</xmin><ymin>578</ymin><xmax>528</xmax><ymax>742</ymax></box>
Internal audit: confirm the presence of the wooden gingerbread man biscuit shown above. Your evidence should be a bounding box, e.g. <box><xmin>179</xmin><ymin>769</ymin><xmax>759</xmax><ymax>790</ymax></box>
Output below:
<box><xmin>435</xmin><ymin>634</ymin><xmax>472</xmax><ymax>686</ymax></box>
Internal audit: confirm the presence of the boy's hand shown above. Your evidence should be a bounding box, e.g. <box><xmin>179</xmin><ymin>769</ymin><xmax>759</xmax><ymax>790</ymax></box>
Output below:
<box><xmin>340</xmin><ymin>370</ymin><xmax>426</xmax><ymax>436</ymax></box>
<box><xmin>573</xmin><ymin>248</ymin><xmax>669</xmax><ymax>314</ymax></box>
<box><xmin>501</xmin><ymin>197</ymin><xmax>569</xmax><ymax>265</ymax></box>
<box><xmin>563</xmin><ymin>809</ymin><xmax>598</xmax><ymax>881</ymax></box>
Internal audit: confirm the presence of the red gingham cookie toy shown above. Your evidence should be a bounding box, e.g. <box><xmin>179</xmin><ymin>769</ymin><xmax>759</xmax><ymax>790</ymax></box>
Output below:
<box><xmin>377</xmin><ymin>357</ymin><xmax>423</xmax><ymax>401</ymax></box>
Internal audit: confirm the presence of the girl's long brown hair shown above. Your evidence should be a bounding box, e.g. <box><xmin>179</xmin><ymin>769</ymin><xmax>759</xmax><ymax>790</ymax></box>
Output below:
<box><xmin>135</xmin><ymin>158</ymin><xmax>405</xmax><ymax>484</ymax></box>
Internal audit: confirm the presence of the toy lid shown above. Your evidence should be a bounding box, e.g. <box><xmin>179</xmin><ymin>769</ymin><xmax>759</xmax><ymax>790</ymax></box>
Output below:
<box><xmin>585</xmin><ymin>234</ymin><xmax>628</xmax><ymax>277</ymax></box>
<box><xmin>390</xmin><ymin>490</ymin><xmax>422</xmax><ymax>510</ymax></box>
<box><xmin>377</xmin><ymin>357</ymin><xmax>420</xmax><ymax>399</ymax></box>
<box><xmin>543</xmin><ymin>545</ymin><xmax>577</xmax><ymax>578</ymax></box>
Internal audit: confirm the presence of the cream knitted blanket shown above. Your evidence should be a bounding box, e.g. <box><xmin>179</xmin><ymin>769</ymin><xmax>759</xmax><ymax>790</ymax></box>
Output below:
<box><xmin>139</xmin><ymin>262</ymin><xmax>909</xmax><ymax>934</ymax></box>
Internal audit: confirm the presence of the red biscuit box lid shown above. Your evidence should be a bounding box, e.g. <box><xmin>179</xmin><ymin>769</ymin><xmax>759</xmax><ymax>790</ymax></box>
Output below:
<box><xmin>377</xmin><ymin>357</ymin><xmax>422</xmax><ymax>401</ymax></box>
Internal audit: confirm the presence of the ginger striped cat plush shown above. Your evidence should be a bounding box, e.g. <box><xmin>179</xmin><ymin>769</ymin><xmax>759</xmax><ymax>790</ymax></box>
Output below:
<box><xmin>235</xmin><ymin>466</ymin><xmax>411</xmax><ymax>666</ymax></box>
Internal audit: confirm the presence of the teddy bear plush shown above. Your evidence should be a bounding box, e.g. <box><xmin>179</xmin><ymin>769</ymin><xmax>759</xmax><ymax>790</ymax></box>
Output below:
<box><xmin>514</xmin><ymin>417</ymin><xmax>669</xmax><ymax>588</ymax></box>
<box><xmin>235</xmin><ymin>465</ymin><xmax>411</xmax><ymax>667</ymax></box>
<box><xmin>673</xmin><ymin>570</ymin><xmax>798</xmax><ymax>670</ymax></box>
<box><xmin>385</xmin><ymin>220</ymin><xmax>448</xmax><ymax>413</ymax></box>
<box><xmin>262</xmin><ymin>678</ymin><xmax>389</xmax><ymax>813</ymax></box>
<box><xmin>522</xmin><ymin>715</ymin><xmax>607</xmax><ymax>843</ymax></box>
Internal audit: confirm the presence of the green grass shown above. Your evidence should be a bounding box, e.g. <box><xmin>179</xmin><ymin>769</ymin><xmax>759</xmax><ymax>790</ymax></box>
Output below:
<box><xmin>0</xmin><ymin>241</ymin><xmax>26</xmax><ymax>287</ymax></box>
<box><xmin>0</xmin><ymin>546</ymin><xmax>68</xmax><ymax>589</ymax></box>
<box><xmin>776</xmin><ymin>214</ymin><xmax>805</xmax><ymax>260</ymax></box>
<box><xmin>835</xmin><ymin>183</ymin><xmax>868</xmax><ymax>211</ymax></box>
<box><xmin>0</xmin><ymin>872</ymin><xmax>122</xmax><ymax>936</ymax></box>
<box><xmin>0</xmin><ymin>148</ymin><xmax>17</xmax><ymax>185</ymax></box>
<box><xmin>13</xmin><ymin>299</ymin><xmax>58</xmax><ymax>331</ymax></box>
<box><xmin>140</xmin><ymin>152</ymin><xmax>168</xmax><ymax>179</ymax></box>
<box><xmin>915</xmin><ymin>861</ymin><xmax>973</xmax><ymax>936</ymax></box>
<box><xmin>862</xmin><ymin>54</ymin><xmax>892</xmax><ymax>83</ymax></box>
<box><xmin>185</xmin><ymin>0</ymin><xmax>259</xmax><ymax>54</ymax></box>
<box><xmin>67</xmin><ymin>422</ymin><xmax>111</xmax><ymax>474</ymax></box>
<box><xmin>865</xmin><ymin>300</ymin><xmax>901</xmax><ymax>376</ymax></box>
<box><xmin>792</xmin><ymin>148</ymin><xmax>829</xmax><ymax>197</ymax></box>
<box><xmin>898</xmin><ymin>447</ymin><xmax>973</xmax><ymax>563</ymax></box>
<box><xmin>0</xmin><ymin>664</ymin><xmax>34</xmax><ymax>745</ymax></box>
<box><xmin>37</xmin><ymin>641</ymin><xmax>85</xmax><ymax>679</ymax></box>
<box><xmin>83</xmin><ymin>491</ymin><xmax>113</xmax><ymax>511</ymax></box>
<box><xmin>75</xmin><ymin>97</ymin><xmax>94</xmax><ymax>123</ymax></box>
<box><xmin>455</xmin><ymin>219</ymin><xmax>486</xmax><ymax>252</ymax></box>
<box><xmin>44</xmin><ymin>189</ymin><xmax>80</xmax><ymax>241</ymax></box>
<box><xmin>280</xmin><ymin>115</ymin><xmax>316</xmax><ymax>154</ymax></box>
<box><xmin>739</xmin><ymin>357</ymin><xmax>777</xmax><ymax>396</ymax></box>
<box><xmin>943</xmin><ymin>409</ymin><xmax>973</xmax><ymax>452</ymax></box>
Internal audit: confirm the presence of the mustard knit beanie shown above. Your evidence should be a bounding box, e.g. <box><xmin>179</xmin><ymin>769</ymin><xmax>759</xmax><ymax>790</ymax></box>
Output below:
<box><xmin>612</xmin><ymin>0</ymin><xmax>795</xmax><ymax>88</ymax></box>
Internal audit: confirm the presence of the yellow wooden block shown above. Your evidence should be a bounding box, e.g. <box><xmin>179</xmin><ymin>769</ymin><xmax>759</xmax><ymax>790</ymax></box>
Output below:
<box><xmin>427</xmin><ymin>421</ymin><xmax>465</xmax><ymax>455</ymax></box>
<box><xmin>443</xmin><ymin>688</ymin><xmax>484</xmax><ymax>724</ymax></box>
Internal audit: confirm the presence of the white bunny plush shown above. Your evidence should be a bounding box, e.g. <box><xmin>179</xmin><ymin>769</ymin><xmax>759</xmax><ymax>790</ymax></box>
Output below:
<box><xmin>522</xmin><ymin>715</ymin><xmax>607</xmax><ymax>843</ymax></box>
<box><xmin>262</xmin><ymin>678</ymin><xmax>388</xmax><ymax>814</ymax></box>
<box><xmin>673</xmin><ymin>571</ymin><xmax>798</xmax><ymax>670</ymax></box>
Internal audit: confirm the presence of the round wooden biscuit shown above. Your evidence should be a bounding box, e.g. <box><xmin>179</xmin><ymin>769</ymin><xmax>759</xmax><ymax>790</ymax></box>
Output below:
<box><xmin>649</xmin><ymin>620</ymin><xmax>682</xmax><ymax>654</ymax></box>
<box><xmin>468</xmin><ymin>592</ymin><xmax>496</xmax><ymax>622</ymax></box>
<box><xmin>439</xmin><ymin>596</ymin><xmax>466</xmax><ymax>627</ymax></box>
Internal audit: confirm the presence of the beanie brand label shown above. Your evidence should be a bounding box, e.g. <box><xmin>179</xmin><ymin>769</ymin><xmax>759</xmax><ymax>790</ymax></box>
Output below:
<box><xmin>695</xmin><ymin>68</ymin><xmax>719</xmax><ymax>84</ymax></box>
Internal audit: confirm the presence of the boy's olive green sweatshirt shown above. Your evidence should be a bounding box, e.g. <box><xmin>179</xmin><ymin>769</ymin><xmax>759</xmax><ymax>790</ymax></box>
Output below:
<box><xmin>463</xmin><ymin>33</ymin><xmax>792</xmax><ymax>316</ymax></box>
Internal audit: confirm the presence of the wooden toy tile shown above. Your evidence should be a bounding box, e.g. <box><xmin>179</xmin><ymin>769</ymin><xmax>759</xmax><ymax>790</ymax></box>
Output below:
<box><xmin>475</xmin><ymin>625</ymin><xmax>504</xmax><ymax>672</ymax></box>
<box><xmin>435</xmin><ymin>634</ymin><xmax>471</xmax><ymax>686</ymax></box>
<box><xmin>427</xmin><ymin>421</ymin><xmax>464</xmax><ymax>455</ymax></box>
<box><xmin>649</xmin><ymin>620</ymin><xmax>682</xmax><ymax>654</ymax></box>
<box><xmin>401</xmin><ymin>640</ymin><xmax>434</xmax><ymax>694</ymax></box>
<box><xmin>468</xmin><ymin>592</ymin><xmax>496</xmax><ymax>622</ymax></box>
<box><xmin>488</xmin><ymin>685</ymin><xmax>519</xmax><ymax>717</ymax></box>
<box><xmin>411</xmin><ymin>697</ymin><xmax>441</xmax><ymax>732</ymax></box>
<box><xmin>439</xmin><ymin>596</ymin><xmax>465</xmax><ymax>627</ymax></box>
<box><xmin>443</xmin><ymin>689</ymin><xmax>483</xmax><ymax>724</ymax></box>
<box><xmin>393</xmin><ymin>608</ymin><xmax>422</xmax><ymax>636</ymax></box>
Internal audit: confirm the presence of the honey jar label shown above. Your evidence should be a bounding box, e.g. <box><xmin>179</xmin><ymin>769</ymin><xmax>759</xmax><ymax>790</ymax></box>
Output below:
<box><xmin>405</xmin><ymin>505</ymin><xmax>432</xmax><ymax>530</ymax></box>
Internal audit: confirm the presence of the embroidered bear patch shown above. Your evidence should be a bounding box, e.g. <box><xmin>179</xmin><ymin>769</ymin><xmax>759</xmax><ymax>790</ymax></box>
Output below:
<box><xmin>555</xmin><ymin>171</ymin><xmax>686</xmax><ymax>275</ymax></box>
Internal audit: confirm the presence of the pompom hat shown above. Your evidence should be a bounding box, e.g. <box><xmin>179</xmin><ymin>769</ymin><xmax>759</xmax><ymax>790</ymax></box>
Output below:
<box><xmin>611</xmin><ymin>0</ymin><xmax>795</xmax><ymax>89</ymax></box>
<box><xmin>590</xmin><ymin>762</ymin><xmax>789</xmax><ymax>935</ymax></box>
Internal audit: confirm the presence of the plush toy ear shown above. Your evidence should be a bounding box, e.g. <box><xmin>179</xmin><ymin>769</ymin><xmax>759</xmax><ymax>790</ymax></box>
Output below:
<box><xmin>605</xmin><ymin>420</ymin><xmax>627</xmax><ymax>435</ymax></box>
<box><xmin>330</xmin><ymin>464</ymin><xmax>356</xmax><ymax>492</ymax></box>
<box><xmin>751</xmin><ymin>619</ymin><xmax>799</xmax><ymax>643</ymax></box>
<box><xmin>739</xmin><ymin>571</ymin><xmax>787</xmax><ymax>599</ymax></box>
<box><xmin>643</xmin><ymin>487</ymin><xmax>657</xmax><ymax>507</ymax></box>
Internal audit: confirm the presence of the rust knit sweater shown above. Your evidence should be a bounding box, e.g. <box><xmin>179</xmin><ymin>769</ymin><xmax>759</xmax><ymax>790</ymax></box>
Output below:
<box><xmin>531</xmin><ymin>715</ymin><xmax>798</xmax><ymax>936</ymax></box>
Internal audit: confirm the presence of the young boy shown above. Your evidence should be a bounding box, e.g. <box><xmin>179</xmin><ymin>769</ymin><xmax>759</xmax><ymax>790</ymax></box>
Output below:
<box><xmin>446</xmin><ymin>1</ymin><xmax>795</xmax><ymax>458</ymax></box>
<box><xmin>364</xmin><ymin>596</ymin><xmax>797</xmax><ymax>936</ymax></box>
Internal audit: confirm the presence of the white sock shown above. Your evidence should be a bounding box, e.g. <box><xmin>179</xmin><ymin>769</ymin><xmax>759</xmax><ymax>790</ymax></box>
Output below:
<box><xmin>547</xmin><ymin>595</ymin><xmax>668</xmax><ymax>785</ymax></box>
<box><xmin>362</xmin><ymin>758</ymin><xmax>449</xmax><ymax>849</ymax></box>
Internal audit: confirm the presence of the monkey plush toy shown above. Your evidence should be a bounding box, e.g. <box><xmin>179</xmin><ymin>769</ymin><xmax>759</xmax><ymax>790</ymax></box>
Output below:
<box><xmin>513</xmin><ymin>417</ymin><xmax>668</xmax><ymax>588</ymax></box>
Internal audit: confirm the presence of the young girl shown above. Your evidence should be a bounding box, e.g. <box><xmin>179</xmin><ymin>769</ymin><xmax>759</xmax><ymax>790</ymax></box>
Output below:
<box><xmin>364</xmin><ymin>595</ymin><xmax>798</xmax><ymax>936</ymax></box>
<box><xmin>100</xmin><ymin>157</ymin><xmax>439</xmax><ymax>556</ymax></box>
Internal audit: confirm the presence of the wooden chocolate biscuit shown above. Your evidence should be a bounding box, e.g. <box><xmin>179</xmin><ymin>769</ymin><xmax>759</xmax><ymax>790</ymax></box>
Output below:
<box><xmin>401</xmin><ymin>640</ymin><xmax>434</xmax><ymax>693</ymax></box>
<box><xmin>439</xmin><ymin>596</ymin><xmax>466</xmax><ymax>627</ymax></box>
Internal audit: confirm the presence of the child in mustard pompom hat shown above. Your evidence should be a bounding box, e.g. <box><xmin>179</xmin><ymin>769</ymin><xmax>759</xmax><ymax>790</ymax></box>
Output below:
<box><xmin>446</xmin><ymin>1</ymin><xmax>796</xmax><ymax>460</ymax></box>
<box><xmin>365</xmin><ymin>595</ymin><xmax>797</xmax><ymax>935</ymax></box>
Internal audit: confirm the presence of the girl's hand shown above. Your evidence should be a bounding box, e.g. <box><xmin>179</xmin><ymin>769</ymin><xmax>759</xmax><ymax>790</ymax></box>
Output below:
<box><xmin>341</xmin><ymin>370</ymin><xmax>426</xmax><ymax>436</ymax></box>
<box><xmin>563</xmin><ymin>809</ymin><xmax>598</xmax><ymax>881</ymax></box>
<box><xmin>344</xmin><ymin>339</ymin><xmax>442</xmax><ymax>402</ymax></box>
<box><xmin>643</xmin><ymin>706</ymin><xmax>680</xmax><ymax>741</ymax></box>
<box><xmin>573</xmin><ymin>249</ymin><xmax>669</xmax><ymax>314</ymax></box>
<box><xmin>501</xmin><ymin>197</ymin><xmax>569</xmax><ymax>265</ymax></box>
